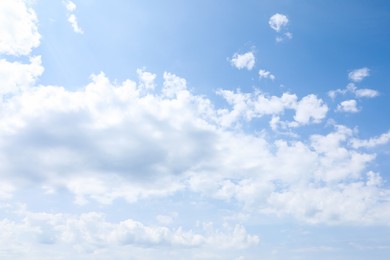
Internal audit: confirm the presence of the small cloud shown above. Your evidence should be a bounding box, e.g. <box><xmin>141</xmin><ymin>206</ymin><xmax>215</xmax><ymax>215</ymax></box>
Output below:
<box><xmin>355</xmin><ymin>88</ymin><xmax>379</xmax><ymax>98</ymax></box>
<box><xmin>259</xmin><ymin>69</ymin><xmax>275</xmax><ymax>80</ymax></box>
<box><xmin>284</xmin><ymin>32</ymin><xmax>293</xmax><ymax>39</ymax></box>
<box><xmin>137</xmin><ymin>68</ymin><xmax>157</xmax><ymax>90</ymax></box>
<box><xmin>269</xmin><ymin>13</ymin><xmax>289</xmax><ymax>32</ymax></box>
<box><xmin>348</xmin><ymin>67</ymin><xmax>370</xmax><ymax>82</ymax></box>
<box><xmin>328</xmin><ymin>83</ymin><xmax>379</xmax><ymax>99</ymax></box>
<box><xmin>337</xmin><ymin>99</ymin><xmax>359</xmax><ymax>113</ymax></box>
<box><xmin>230</xmin><ymin>52</ymin><xmax>255</xmax><ymax>70</ymax></box>
<box><xmin>63</xmin><ymin>0</ymin><xmax>83</xmax><ymax>34</ymax></box>
<box><xmin>68</xmin><ymin>14</ymin><xmax>83</xmax><ymax>34</ymax></box>
<box><xmin>269</xmin><ymin>13</ymin><xmax>292</xmax><ymax>42</ymax></box>
<box><xmin>64</xmin><ymin>0</ymin><xmax>76</xmax><ymax>12</ymax></box>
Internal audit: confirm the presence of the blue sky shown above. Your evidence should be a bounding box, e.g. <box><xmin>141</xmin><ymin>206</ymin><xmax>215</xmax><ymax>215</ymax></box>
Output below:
<box><xmin>0</xmin><ymin>0</ymin><xmax>390</xmax><ymax>259</ymax></box>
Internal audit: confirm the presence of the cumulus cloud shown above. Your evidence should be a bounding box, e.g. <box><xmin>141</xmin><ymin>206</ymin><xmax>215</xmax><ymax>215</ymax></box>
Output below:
<box><xmin>0</xmin><ymin>0</ymin><xmax>40</xmax><ymax>56</ymax></box>
<box><xmin>0</xmin><ymin>65</ymin><xmax>389</xmax><ymax>229</ymax></box>
<box><xmin>349</xmin><ymin>67</ymin><xmax>370</xmax><ymax>82</ymax></box>
<box><xmin>292</xmin><ymin>94</ymin><xmax>328</xmax><ymax>126</ymax></box>
<box><xmin>269</xmin><ymin>13</ymin><xmax>289</xmax><ymax>32</ymax></box>
<box><xmin>259</xmin><ymin>69</ymin><xmax>276</xmax><ymax>80</ymax></box>
<box><xmin>230</xmin><ymin>52</ymin><xmax>255</xmax><ymax>70</ymax></box>
<box><xmin>1</xmin><ymin>2</ymin><xmax>390</xmax><ymax>259</ymax></box>
<box><xmin>63</xmin><ymin>1</ymin><xmax>83</xmax><ymax>34</ymax></box>
<box><xmin>337</xmin><ymin>99</ymin><xmax>359</xmax><ymax>113</ymax></box>
<box><xmin>0</xmin><ymin>56</ymin><xmax>44</xmax><ymax>96</ymax></box>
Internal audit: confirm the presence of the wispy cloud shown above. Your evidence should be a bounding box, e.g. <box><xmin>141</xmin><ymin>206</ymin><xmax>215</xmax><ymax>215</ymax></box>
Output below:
<box><xmin>259</xmin><ymin>69</ymin><xmax>276</xmax><ymax>80</ymax></box>
<box><xmin>63</xmin><ymin>0</ymin><xmax>83</xmax><ymax>34</ymax></box>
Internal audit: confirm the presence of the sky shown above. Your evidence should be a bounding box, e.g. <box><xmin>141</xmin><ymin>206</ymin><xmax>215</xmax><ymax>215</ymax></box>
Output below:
<box><xmin>0</xmin><ymin>0</ymin><xmax>390</xmax><ymax>259</ymax></box>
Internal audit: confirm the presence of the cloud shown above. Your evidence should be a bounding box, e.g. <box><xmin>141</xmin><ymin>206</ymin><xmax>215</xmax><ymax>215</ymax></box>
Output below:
<box><xmin>230</xmin><ymin>52</ymin><xmax>255</xmax><ymax>70</ymax></box>
<box><xmin>67</xmin><ymin>14</ymin><xmax>83</xmax><ymax>34</ymax></box>
<box><xmin>351</xmin><ymin>130</ymin><xmax>390</xmax><ymax>149</ymax></box>
<box><xmin>63</xmin><ymin>1</ymin><xmax>83</xmax><ymax>34</ymax></box>
<box><xmin>217</xmin><ymin>90</ymin><xmax>327</xmax><ymax>129</ymax></box>
<box><xmin>292</xmin><ymin>94</ymin><xmax>328</xmax><ymax>126</ymax></box>
<box><xmin>259</xmin><ymin>69</ymin><xmax>276</xmax><ymax>80</ymax></box>
<box><xmin>269</xmin><ymin>13</ymin><xmax>289</xmax><ymax>32</ymax></box>
<box><xmin>329</xmin><ymin>83</ymin><xmax>379</xmax><ymax>99</ymax></box>
<box><xmin>64</xmin><ymin>0</ymin><xmax>77</xmax><ymax>12</ymax></box>
<box><xmin>0</xmin><ymin>56</ymin><xmax>44</xmax><ymax>95</ymax></box>
<box><xmin>0</xmin><ymin>208</ymin><xmax>259</xmax><ymax>258</ymax></box>
<box><xmin>0</xmin><ymin>0</ymin><xmax>40</xmax><ymax>56</ymax></box>
<box><xmin>269</xmin><ymin>13</ymin><xmax>292</xmax><ymax>42</ymax></box>
<box><xmin>348</xmin><ymin>67</ymin><xmax>370</xmax><ymax>82</ymax></box>
<box><xmin>1</xmin><ymin>69</ymin><xmax>389</xmax><ymax>227</ymax></box>
<box><xmin>337</xmin><ymin>99</ymin><xmax>359</xmax><ymax>113</ymax></box>
<box><xmin>355</xmin><ymin>88</ymin><xmax>379</xmax><ymax>98</ymax></box>
<box><xmin>137</xmin><ymin>68</ymin><xmax>157</xmax><ymax>91</ymax></box>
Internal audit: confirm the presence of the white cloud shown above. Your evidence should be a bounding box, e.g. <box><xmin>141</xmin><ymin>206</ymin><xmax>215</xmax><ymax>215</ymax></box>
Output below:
<box><xmin>230</xmin><ymin>52</ymin><xmax>255</xmax><ymax>70</ymax></box>
<box><xmin>63</xmin><ymin>1</ymin><xmax>83</xmax><ymax>34</ymax></box>
<box><xmin>328</xmin><ymin>83</ymin><xmax>379</xmax><ymax>99</ymax></box>
<box><xmin>0</xmin><ymin>0</ymin><xmax>40</xmax><ymax>56</ymax></box>
<box><xmin>259</xmin><ymin>69</ymin><xmax>276</xmax><ymax>80</ymax></box>
<box><xmin>0</xmin><ymin>208</ymin><xmax>259</xmax><ymax>258</ymax></box>
<box><xmin>337</xmin><ymin>99</ymin><xmax>359</xmax><ymax>113</ymax></box>
<box><xmin>293</xmin><ymin>94</ymin><xmax>328</xmax><ymax>125</ymax></box>
<box><xmin>0</xmin><ymin>56</ymin><xmax>44</xmax><ymax>95</ymax></box>
<box><xmin>64</xmin><ymin>0</ymin><xmax>77</xmax><ymax>12</ymax></box>
<box><xmin>0</xmin><ymin>69</ymin><xmax>389</xmax><ymax>228</ymax></box>
<box><xmin>269</xmin><ymin>13</ymin><xmax>289</xmax><ymax>32</ymax></box>
<box><xmin>355</xmin><ymin>88</ymin><xmax>379</xmax><ymax>98</ymax></box>
<box><xmin>348</xmin><ymin>67</ymin><xmax>370</xmax><ymax>82</ymax></box>
<box><xmin>216</xmin><ymin>89</ymin><xmax>297</xmax><ymax>127</ymax></box>
<box><xmin>351</xmin><ymin>130</ymin><xmax>390</xmax><ymax>149</ymax></box>
<box><xmin>216</xmin><ymin>90</ymin><xmax>328</xmax><ymax>129</ymax></box>
<box><xmin>67</xmin><ymin>14</ymin><xmax>84</xmax><ymax>34</ymax></box>
<box><xmin>137</xmin><ymin>68</ymin><xmax>157</xmax><ymax>91</ymax></box>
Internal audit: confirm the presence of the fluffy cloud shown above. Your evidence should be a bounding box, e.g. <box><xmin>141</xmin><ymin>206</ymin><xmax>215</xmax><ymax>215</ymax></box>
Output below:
<box><xmin>0</xmin><ymin>56</ymin><xmax>44</xmax><ymax>95</ymax></box>
<box><xmin>63</xmin><ymin>1</ymin><xmax>83</xmax><ymax>34</ymax></box>
<box><xmin>269</xmin><ymin>13</ymin><xmax>289</xmax><ymax>32</ymax></box>
<box><xmin>292</xmin><ymin>94</ymin><xmax>328</xmax><ymax>125</ymax></box>
<box><xmin>0</xmin><ymin>0</ymin><xmax>40</xmax><ymax>56</ymax></box>
<box><xmin>259</xmin><ymin>69</ymin><xmax>276</xmax><ymax>80</ymax></box>
<box><xmin>230</xmin><ymin>52</ymin><xmax>255</xmax><ymax>70</ymax></box>
<box><xmin>348</xmin><ymin>67</ymin><xmax>370</xmax><ymax>82</ymax></box>
<box><xmin>337</xmin><ymin>99</ymin><xmax>359</xmax><ymax>113</ymax></box>
<box><xmin>2</xmin><ymin>70</ymin><xmax>388</xmax><ymax>225</ymax></box>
